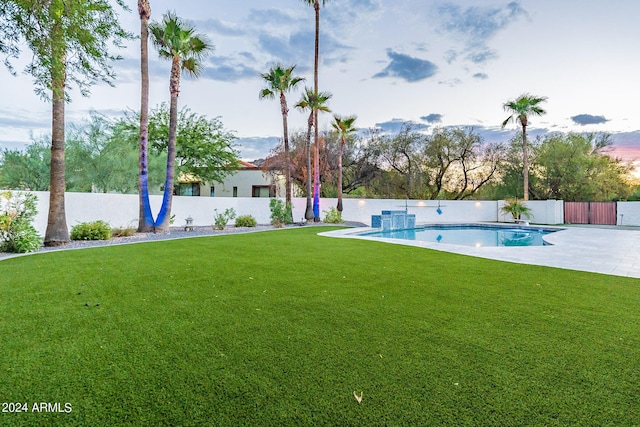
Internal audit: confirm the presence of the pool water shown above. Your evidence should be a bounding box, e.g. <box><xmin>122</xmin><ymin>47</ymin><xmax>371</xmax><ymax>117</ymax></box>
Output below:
<box><xmin>362</xmin><ymin>224</ymin><xmax>557</xmax><ymax>247</ymax></box>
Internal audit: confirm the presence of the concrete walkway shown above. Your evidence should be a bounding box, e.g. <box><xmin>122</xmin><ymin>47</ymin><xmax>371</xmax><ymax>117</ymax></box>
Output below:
<box><xmin>319</xmin><ymin>225</ymin><xmax>640</xmax><ymax>279</ymax></box>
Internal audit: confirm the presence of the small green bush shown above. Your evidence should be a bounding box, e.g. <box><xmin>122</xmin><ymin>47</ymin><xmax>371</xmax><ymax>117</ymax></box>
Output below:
<box><xmin>70</xmin><ymin>221</ymin><xmax>112</xmax><ymax>241</ymax></box>
<box><xmin>0</xmin><ymin>191</ymin><xmax>43</xmax><ymax>253</ymax></box>
<box><xmin>269</xmin><ymin>199</ymin><xmax>292</xmax><ymax>228</ymax></box>
<box><xmin>235</xmin><ymin>214</ymin><xmax>257</xmax><ymax>228</ymax></box>
<box><xmin>213</xmin><ymin>208</ymin><xmax>237</xmax><ymax>230</ymax></box>
<box><xmin>323</xmin><ymin>207</ymin><xmax>343</xmax><ymax>224</ymax></box>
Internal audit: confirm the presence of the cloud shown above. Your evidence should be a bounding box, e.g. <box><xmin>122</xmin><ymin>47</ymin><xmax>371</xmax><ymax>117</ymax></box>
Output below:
<box><xmin>473</xmin><ymin>72</ymin><xmax>489</xmax><ymax>80</ymax></box>
<box><xmin>201</xmin><ymin>57</ymin><xmax>261</xmax><ymax>82</ymax></box>
<box><xmin>256</xmin><ymin>29</ymin><xmax>351</xmax><ymax>72</ymax></box>
<box><xmin>235</xmin><ymin>136</ymin><xmax>281</xmax><ymax>161</ymax></box>
<box><xmin>609</xmin><ymin>131</ymin><xmax>640</xmax><ymax>148</ymax></box>
<box><xmin>373</xmin><ymin>50</ymin><xmax>438</xmax><ymax>82</ymax></box>
<box><xmin>324</xmin><ymin>0</ymin><xmax>383</xmax><ymax>27</ymax></box>
<box><xmin>421</xmin><ymin>114</ymin><xmax>443</xmax><ymax>124</ymax></box>
<box><xmin>0</xmin><ymin>140</ymin><xmax>31</xmax><ymax>151</ymax></box>
<box><xmin>247</xmin><ymin>9</ymin><xmax>301</xmax><ymax>28</ymax></box>
<box><xmin>438</xmin><ymin>77</ymin><xmax>462</xmax><ymax>87</ymax></box>
<box><xmin>196</xmin><ymin>18</ymin><xmax>246</xmax><ymax>37</ymax></box>
<box><xmin>571</xmin><ymin>114</ymin><xmax>609</xmax><ymax>125</ymax></box>
<box><xmin>374</xmin><ymin>118</ymin><xmax>429</xmax><ymax>133</ymax></box>
<box><xmin>444</xmin><ymin>49</ymin><xmax>458</xmax><ymax>64</ymax></box>
<box><xmin>466</xmin><ymin>49</ymin><xmax>498</xmax><ymax>64</ymax></box>
<box><xmin>434</xmin><ymin>1</ymin><xmax>528</xmax><ymax>64</ymax></box>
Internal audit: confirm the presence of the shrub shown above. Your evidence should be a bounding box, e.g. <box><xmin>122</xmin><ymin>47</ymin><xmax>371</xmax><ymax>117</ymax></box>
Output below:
<box><xmin>235</xmin><ymin>214</ymin><xmax>257</xmax><ymax>228</ymax></box>
<box><xmin>111</xmin><ymin>226</ymin><xmax>136</xmax><ymax>237</ymax></box>
<box><xmin>0</xmin><ymin>191</ymin><xmax>43</xmax><ymax>253</ymax></box>
<box><xmin>501</xmin><ymin>198</ymin><xmax>532</xmax><ymax>220</ymax></box>
<box><xmin>269</xmin><ymin>199</ymin><xmax>292</xmax><ymax>228</ymax></box>
<box><xmin>213</xmin><ymin>208</ymin><xmax>237</xmax><ymax>230</ymax></box>
<box><xmin>323</xmin><ymin>207</ymin><xmax>343</xmax><ymax>224</ymax></box>
<box><xmin>70</xmin><ymin>221</ymin><xmax>112</xmax><ymax>241</ymax></box>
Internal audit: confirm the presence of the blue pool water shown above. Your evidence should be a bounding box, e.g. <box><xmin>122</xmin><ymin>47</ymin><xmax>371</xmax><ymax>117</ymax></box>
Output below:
<box><xmin>362</xmin><ymin>224</ymin><xmax>557</xmax><ymax>247</ymax></box>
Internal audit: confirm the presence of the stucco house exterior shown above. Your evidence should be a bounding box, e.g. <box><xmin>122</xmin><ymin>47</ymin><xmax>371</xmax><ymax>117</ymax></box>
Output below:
<box><xmin>174</xmin><ymin>161</ymin><xmax>290</xmax><ymax>198</ymax></box>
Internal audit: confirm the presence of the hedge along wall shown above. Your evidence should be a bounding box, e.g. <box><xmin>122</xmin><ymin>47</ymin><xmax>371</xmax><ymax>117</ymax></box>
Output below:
<box><xmin>14</xmin><ymin>191</ymin><xmax>580</xmax><ymax>235</ymax></box>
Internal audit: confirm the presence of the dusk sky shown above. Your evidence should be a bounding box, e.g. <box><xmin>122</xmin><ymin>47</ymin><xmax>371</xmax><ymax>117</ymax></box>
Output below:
<box><xmin>1</xmin><ymin>0</ymin><xmax>639</xmax><ymax>170</ymax></box>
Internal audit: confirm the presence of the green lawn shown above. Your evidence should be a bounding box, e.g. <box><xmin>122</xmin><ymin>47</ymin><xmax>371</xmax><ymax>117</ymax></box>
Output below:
<box><xmin>1</xmin><ymin>227</ymin><xmax>639</xmax><ymax>426</ymax></box>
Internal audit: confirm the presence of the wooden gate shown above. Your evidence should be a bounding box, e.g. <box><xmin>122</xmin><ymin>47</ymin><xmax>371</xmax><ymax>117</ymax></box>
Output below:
<box><xmin>564</xmin><ymin>202</ymin><xmax>617</xmax><ymax>225</ymax></box>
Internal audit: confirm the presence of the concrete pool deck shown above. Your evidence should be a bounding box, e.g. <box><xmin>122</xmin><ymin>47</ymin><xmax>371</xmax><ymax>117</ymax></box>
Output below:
<box><xmin>319</xmin><ymin>225</ymin><xmax>640</xmax><ymax>279</ymax></box>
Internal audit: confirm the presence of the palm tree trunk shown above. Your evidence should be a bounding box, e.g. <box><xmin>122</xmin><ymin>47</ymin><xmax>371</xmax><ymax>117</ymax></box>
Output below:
<box><xmin>155</xmin><ymin>57</ymin><xmax>180</xmax><ymax>232</ymax></box>
<box><xmin>280</xmin><ymin>92</ymin><xmax>293</xmax><ymax>221</ymax></box>
<box><xmin>522</xmin><ymin>124</ymin><xmax>529</xmax><ymax>201</ymax></box>
<box><xmin>137</xmin><ymin>0</ymin><xmax>155</xmax><ymax>232</ymax></box>
<box><xmin>44</xmin><ymin>16</ymin><xmax>69</xmax><ymax>247</ymax></box>
<box><xmin>313</xmin><ymin>123</ymin><xmax>320</xmax><ymax>221</ymax></box>
<box><xmin>305</xmin><ymin>114</ymin><xmax>314</xmax><ymax>220</ymax></box>
<box><xmin>337</xmin><ymin>138</ymin><xmax>344</xmax><ymax>212</ymax></box>
<box><xmin>312</xmin><ymin>0</ymin><xmax>321</xmax><ymax>222</ymax></box>
<box><xmin>44</xmin><ymin>82</ymin><xmax>70</xmax><ymax>246</ymax></box>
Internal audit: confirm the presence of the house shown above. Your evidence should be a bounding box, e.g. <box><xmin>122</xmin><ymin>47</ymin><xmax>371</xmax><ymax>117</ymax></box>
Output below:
<box><xmin>174</xmin><ymin>161</ymin><xmax>288</xmax><ymax>198</ymax></box>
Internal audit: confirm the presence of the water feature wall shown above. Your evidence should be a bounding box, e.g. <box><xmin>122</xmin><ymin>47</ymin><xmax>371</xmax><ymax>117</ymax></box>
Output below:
<box><xmin>371</xmin><ymin>210</ymin><xmax>416</xmax><ymax>231</ymax></box>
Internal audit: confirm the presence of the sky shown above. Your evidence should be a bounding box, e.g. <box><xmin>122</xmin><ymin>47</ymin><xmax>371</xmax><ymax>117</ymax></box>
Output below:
<box><xmin>1</xmin><ymin>0</ymin><xmax>639</xmax><ymax>173</ymax></box>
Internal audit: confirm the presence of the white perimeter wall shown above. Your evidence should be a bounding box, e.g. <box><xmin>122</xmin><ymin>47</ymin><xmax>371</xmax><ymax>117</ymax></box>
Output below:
<box><xmin>618</xmin><ymin>202</ymin><xmax>640</xmax><ymax>226</ymax></box>
<box><xmin>15</xmin><ymin>192</ymin><xmax>588</xmax><ymax>235</ymax></box>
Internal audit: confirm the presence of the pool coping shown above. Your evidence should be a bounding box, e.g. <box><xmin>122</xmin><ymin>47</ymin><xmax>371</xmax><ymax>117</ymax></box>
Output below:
<box><xmin>318</xmin><ymin>223</ymin><xmax>640</xmax><ymax>279</ymax></box>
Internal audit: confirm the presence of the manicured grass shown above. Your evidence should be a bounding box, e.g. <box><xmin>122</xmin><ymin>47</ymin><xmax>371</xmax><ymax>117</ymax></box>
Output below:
<box><xmin>1</xmin><ymin>227</ymin><xmax>639</xmax><ymax>426</ymax></box>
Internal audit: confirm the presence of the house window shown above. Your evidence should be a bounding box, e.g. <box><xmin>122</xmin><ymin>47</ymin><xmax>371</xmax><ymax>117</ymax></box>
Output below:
<box><xmin>175</xmin><ymin>183</ymin><xmax>200</xmax><ymax>196</ymax></box>
<box><xmin>210</xmin><ymin>186</ymin><xmax>215</xmax><ymax>197</ymax></box>
<box><xmin>252</xmin><ymin>185</ymin><xmax>276</xmax><ymax>198</ymax></box>
<box><xmin>233</xmin><ymin>186</ymin><xmax>238</xmax><ymax>197</ymax></box>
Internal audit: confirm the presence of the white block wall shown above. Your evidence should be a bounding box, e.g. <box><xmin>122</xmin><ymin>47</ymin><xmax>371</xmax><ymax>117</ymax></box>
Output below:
<box><xmin>14</xmin><ymin>192</ymin><xmax>583</xmax><ymax>235</ymax></box>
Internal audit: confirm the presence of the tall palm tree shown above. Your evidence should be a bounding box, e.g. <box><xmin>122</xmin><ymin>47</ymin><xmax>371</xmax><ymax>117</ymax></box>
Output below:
<box><xmin>137</xmin><ymin>0</ymin><xmax>154</xmax><ymax>232</ymax></box>
<box><xmin>502</xmin><ymin>93</ymin><xmax>547</xmax><ymax>201</ymax></box>
<box><xmin>259</xmin><ymin>64</ymin><xmax>305</xmax><ymax>214</ymax></box>
<box><xmin>331</xmin><ymin>114</ymin><xmax>357</xmax><ymax>212</ymax></box>
<box><xmin>302</xmin><ymin>0</ymin><xmax>329</xmax><ymax>221</ymax></box>
<box><xmin>295</xmin><ymin>88</ymin><xmax>332</xmax><ymax>221</ymax></box>
<box><xmin>150</xmin><ymin>12</ymin><xmax>212</xmax><ymax>232</ymax></box>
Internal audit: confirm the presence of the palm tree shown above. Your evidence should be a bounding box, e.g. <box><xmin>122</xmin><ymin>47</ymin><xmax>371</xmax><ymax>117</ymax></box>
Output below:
<box><xmin>502</xmin><ymin>93</ymin><xmax>547</xmax><ymax>201</ymax></box>
<box><xmin>150</xmin><ymin>12</ymin><xmax>212</xmax><ymax>232</ymax></box>
<box><xmin>137</xmin><ymin>0</ymin><xmax>154</xmax><ymax>232</ymax></box>
<box><xmin>259</xmin><ymin>64</ymin><xmax>305</xmax><ymax>214</ymax></box>
<box><xmin>295</xmin><ymin>88</ymin><xmax>332</xmax><ymax>221</ymax></box>
<box><xmin>331</xmin><ymin>114</ymin><xmax>357</xmax><ymax>212</ymax></box>
<box><xmin>301</xmin><ymin>0</ymin><xmax>329</xmax><ymax>221</ymax></box>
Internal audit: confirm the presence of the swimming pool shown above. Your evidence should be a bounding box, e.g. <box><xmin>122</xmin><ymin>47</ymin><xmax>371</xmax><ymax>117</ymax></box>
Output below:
<box><xmin>361</xmin><ymin>224</ymin><xmax>558</xmax><ymax>247</ymax></box>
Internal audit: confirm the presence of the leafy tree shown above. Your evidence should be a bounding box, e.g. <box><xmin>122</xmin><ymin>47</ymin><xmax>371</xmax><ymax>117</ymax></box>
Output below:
<box><xmin>295</xmin><ymin>88</ymin><xmax>332</xmax><ymax>220</ymax></box>
<box><xmin>262</xmin><ymin>130</ymin><xmax>338</xmax><ymax>198</ymax></box>
<box><xmin>340</xmin><ymin>129</ymin><xmax>385</xmax><ymax>197</ymax></box>
<box><xmin>502</xmin><ymin>93</ymin><xmax>547</xmax><ymax>201</ymax></box>
<box><xmin>149</xmin><ymin>12</ymin><xmax>213</xmax><ymax>232</ymax></box>
<box><xmin>0</xmin><ymin>138</ymin><xmax>50</xmax><ymax>191</ymax></box>
<box><xmin>425</xmin><ymin>127</ymin><xmax>505</xmax><ymax>200</ymax></box>
<box><xmin>331</xmin><ymin>114</ymin><xmax>357</xmax><ymax>212</ymax></box>
<box><xmin>64</xmin><ymin>113</ymin><xmax>165</xmax><ymax>194</ymax></box>
<box><xmin>259</xmin><ymin>64</ymin><xmax>305</xmax><ymax>217</ymax></box>
<box><xmin>533</xmin><ymin>133</ymin><xmax>633</xmax><ymax>201</ymax></box>
<box><xmin>366</xmin><ymin>125</ymin><xmax>504</xmax><ymax>200</ymax></box>
<box><xmin>142</xmin><ymin>105</ymin><xmax>240</xmax><ymax>184</ymax></box>
<box><xmin>5</xmin><ymin>0</ymin><xmax>131</xmax><ymax>246</ymax></box>
<box><xmin>0</xmin><ymin>2</ymin><xmax>20</xmax><ymax>68</ymax></box>
<box><xmin>369</xmin><ymin>125</ymin><xmax>424</xmax><ymax>198</ymax></box>
<box><xmin>137</xmin><ymin>0</ymin><xmax>154</xmax><ymax>231</ymax></box>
